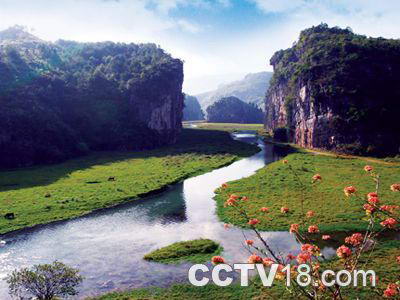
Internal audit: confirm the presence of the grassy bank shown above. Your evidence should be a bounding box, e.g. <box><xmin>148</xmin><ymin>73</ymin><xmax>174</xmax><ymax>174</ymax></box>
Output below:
<box><xmin>184</xmin><ymin>122</ymin><xmax>264</xmax><ymax>133</ymax></box>
<box><xmin>0</xmin><ymin>129</ymin><xmax>259</xmax><ymax>234</ymax></box>
<box><xmin>93</xmin><ymin>239</ymin><xmax>400</xmax><ymax>300</ymax></box>
<box><xmin>215</xmin><ymin>149</ymin><xmax>400</xmax><ymax>232</ymax></box>
<box><xmin>144</xmin><ymin>239</ymin><xmax>222</xmax><ymax>264</ymax></box>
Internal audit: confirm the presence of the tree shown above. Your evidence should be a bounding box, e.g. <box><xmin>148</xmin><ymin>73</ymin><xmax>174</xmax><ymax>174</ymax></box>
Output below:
<box><xmin>6</xmin><ymin>261</ymin><xmax>83</xmax><ymax>300</ymax></box>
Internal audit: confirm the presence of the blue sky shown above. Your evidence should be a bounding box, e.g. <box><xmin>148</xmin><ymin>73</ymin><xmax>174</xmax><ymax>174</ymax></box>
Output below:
<box><xmin>1</xmin><ymin>0</ymin><xmax>400</xmax><ymax>94</ymax></box>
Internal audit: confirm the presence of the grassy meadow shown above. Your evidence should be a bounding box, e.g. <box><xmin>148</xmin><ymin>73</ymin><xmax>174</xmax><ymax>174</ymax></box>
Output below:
<box><xmin>0</xmin><ymin>129</ymin><xmax>259</xmax><ymax>234</ymax></box>
<box><xmin>215</xmin><ymin>148</ymin><xmax>400</xmax><ymax>232</ymax></box>
<box><xmin>143</xmin><ymin>239</ymin><xmax>222</xmax><ymax>264</ymax></box>
<box><xmin>183</xmin><ymin>122</ymin><xmax>264</xmax><ymax>133</ymax></box>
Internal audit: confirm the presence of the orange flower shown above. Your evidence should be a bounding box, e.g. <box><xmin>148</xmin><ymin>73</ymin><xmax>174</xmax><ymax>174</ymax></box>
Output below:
<box><xmin>241</xmin><ymin>196</ymin><xmax>249</xmax><ymax>201</ymax></box>
<box><xmin>390</xmin><ymin>183</ymin><xmax>400</xmax><ymax>192</ymax></box>
<box><xmin>363</xmin><ymin>203</ymin><xmax>376</xmax><ymax>214</ymax></box>
<box><xmin>322</xmin><ymin>235</ymin><xmax>331</xmax><ymax>240</ymax></box>
<box><xmin>211</xmin><ymin>256</ymin><xmax>225</xmax><ymax>265</ymax></box>
<box><xmin>297</xmin><ymin>252</ymin><xmax>312</xmax><ymax>264</ymax></box>
<box><xmin>260</xmin><ymin>207</ymin><xmax>269</xmax><ymax>212</ymax></box>
<box><xmin>306</xmin><ymin>210</ymin><xmax>315</xmax><ymax>218</ymax></box>
<box><xmin>380</xmin><ymin>218</ymin><xmax>398</xmax><ymax>229</ymax></box>
<box><xmin>224</xmin><ymin>198</ymin><xmax>237</xmax><ymax>207</ymax></box>
<box><xmin>312</xmin><ymin>174</ymin><xmax>322</xmax><ymax>181</ymax></box>
<box><xmin>383</xmin><ymin>283</ymin><xmax>399</xmax><ymax>298</ymax></box>
<box><xmin>381</xmin><ymin>205</ymin><xmax>400</xmax><ymax>213</ymax></box>
<box><xmin>286</xmin><ymin>254</ymin><xmax>296</xmax><ymax>260</ymax></box>
<box><xmin>301</xmin><ymin>244</ymin><xmax>320</xmax><ymax>255</ymax></box>
<box><xmin>396</xmin><ymin>256</ymin><xmax>400</xmax><ymax>264</ymax></box>
<box><xmin>223</xmin><ymin>223</ymin><xmax>231</xmax><ymax>229</ymax></box>
<box><xmin>221</xmin><ymin>183</ymin><xmax>228</xmax><ymax>189</ymax></box>
<box><xmin>248</xmin><ymin>219</ymin><xmax>260</xmax><ymax>226</ymax></box>
<box><xmin>345</xmin><ymin>233</ymin><xmax>364</xmax><ymax>246</ymax></box>
<box><xmin>289</xmin><ymin>223</ymin><xmax>299</xmax><ymax>233</ymax></box>
<box><xmin>308</xmin><ymin>225</ymin><xmax>319</xmax><ymax>234</ymax></box>
<box><xmin>367</xmin><ymin>192</ymin><xmax>378</xmax><ymax>199</ymax></box>
<box><xmin>281</xmin><ymin>207</ymin><xmax>289</xmax><ymax>214</ymax></box>
<box><xmin>245</xmin><ymin>239</ymin><xmax>254</xmax><ymax>246</ymax></box>
<box><xmin>229</xmin><ymin>194</ymin><xmax>240</xmax><ymax>200</ymax></box>
<box><xmin>336</xmin><ymin>245</ymin><xmax>352</xmax><ymax>259</ymax></box>
<box><xmin>344</xmin><ymin>186</ymin><xmax>357</xmax><ymax>196</ymax></box>
<box><xmin>282</xmin><ymin>160</ymin><xmax>288</xmax><ymax>164</ymax></box>
<box><xmin>248</xmin><ymin>254</ymin><xmax>263</xmax><ymax>264</ymax></box>
<box><xmin>262</xmin><ymin>257</ymin><xmax>274</xmax><ymax>266</ymax></box>
<box><xmin>368</xmin><ymin>197</ymin><xmax>380</xmax><ymax>205</ymax></box>
<box><xmin>364</xmin><ymin>165</ymin><xmax>373</xmax><ymax>172</ymax></box>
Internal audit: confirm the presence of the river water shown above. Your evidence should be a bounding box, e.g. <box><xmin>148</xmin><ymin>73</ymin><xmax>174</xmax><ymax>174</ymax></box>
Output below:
<box><xmin>0</xmin><ymin>133</ymin><xmax>337</xmax><ymax>299</ymax></box>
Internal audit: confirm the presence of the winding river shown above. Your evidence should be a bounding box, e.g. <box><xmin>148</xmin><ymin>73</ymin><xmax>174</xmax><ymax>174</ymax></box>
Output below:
<box><xmin>0</xmin><ymin>133</ymin><xmax>337</xmax><ymax>299</ymax></box>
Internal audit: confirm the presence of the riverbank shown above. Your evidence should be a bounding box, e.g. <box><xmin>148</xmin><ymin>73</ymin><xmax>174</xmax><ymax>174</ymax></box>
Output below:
<box><xmin>215</xmin><ymin>147</ymin><xmax>400</xmax><ymax>232</ymax></box>
<box><xmin>93</xmin><ymin>239</ymin><xmax>400</xmax><ymax>299</ymax></box>
<box><xmin>183</xmin><ymin>122</ymin><xmax>264</xmax><ymax>133</ymax></box>
<box><xmin>0</xmin><ymin>129</ymin><xmax>259</xmax><ymax>235</ymax></box>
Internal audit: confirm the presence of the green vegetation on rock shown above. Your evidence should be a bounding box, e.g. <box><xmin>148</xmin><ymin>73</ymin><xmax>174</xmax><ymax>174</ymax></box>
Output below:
<box><xmin>144</xmin><ymin>239</ymin><xmax>222</xmax><ymax>264</ymax></box>
<box><xmin>206</xmin><ymin>96</ymin><xmax>264</xmax><ymax>124</ymax></box>
<box><xmin>0</xmin><ymin>129</ymin><xmax>259</xmax><ymax>234</ymax></box>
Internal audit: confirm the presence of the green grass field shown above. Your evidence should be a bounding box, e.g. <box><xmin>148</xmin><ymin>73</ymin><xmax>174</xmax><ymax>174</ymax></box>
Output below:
<box><xmin>0</xmin><ymin>129</ymin><xmax>259</xmax><ymax>234</ymax></box>
<box><xmin>143</xmin><ymin>239</ymin><xmax>222</xmax><ymax>264</ymax></box>
<box><xmin>214</xmin><ymin>149</ymin><xmax>400</xmax><ymax>232</ymax></box>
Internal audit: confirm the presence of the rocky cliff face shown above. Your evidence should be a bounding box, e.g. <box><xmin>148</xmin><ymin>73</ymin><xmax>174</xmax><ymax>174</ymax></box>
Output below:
<box><xmin>0</xmin><ymin>26</ymin><xmax>184</xmax><ymax>167</ymax></box>
<box><xmin>265</xmin><ymin>24</ymin><xmax>400</xmax><ymax>156</ymax></box>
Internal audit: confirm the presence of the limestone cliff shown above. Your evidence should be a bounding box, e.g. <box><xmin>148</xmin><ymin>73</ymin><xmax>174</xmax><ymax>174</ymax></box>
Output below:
<box><xmin>265</xmin><ymin>24</ymin><xmax>400</xmax><ymax>156</ymax></box>
<box><xmin>0</xmin><ymin>26</ymin><xmax>184</xmax><ymax>167</ymax></box>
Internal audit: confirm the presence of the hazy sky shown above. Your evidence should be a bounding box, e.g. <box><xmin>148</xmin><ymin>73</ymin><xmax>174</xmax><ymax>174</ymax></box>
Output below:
<box><xmin>1</xmin><ymin>0</ymin><xmax>400</xmax><ymax>94</ymax></box>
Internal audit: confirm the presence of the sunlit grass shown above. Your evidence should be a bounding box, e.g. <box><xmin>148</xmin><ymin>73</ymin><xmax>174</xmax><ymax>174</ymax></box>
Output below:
<box><xmin>0</xmin><ymin>129</ymin><xmax>259</xmax><ymax>234</ymax></box>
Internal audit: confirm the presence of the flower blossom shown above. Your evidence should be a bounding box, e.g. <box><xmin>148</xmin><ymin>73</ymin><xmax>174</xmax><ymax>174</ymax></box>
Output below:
<box><xmin>301</xmin><ymin>244</ymin><xmax>320</xmax><ymax>255</ymax></box>
<box><xmin>380</xmin><ymin>205</ymin><xmax>399</xmax><ymax>213</ymax></box>
<box><xmin>223</xmin><ymin>223</ymin><xmax>231</xmax><ymax>229</ymax></box>
<box><xmin>336</xmin><ymin>245</ymin><xmax>352</xmax><ymax>259</ymax></box>
<box><xmin>345</xmin><ymin>233</ymin><xmax>364</xmax><ymax>246</ymax></box>
<box><xmin>248</xmin><ymin>254</ymin><xmax>263</xmax><ymax>264</ymax></box>
<box><xmin>245</xmin><ymin>240</ymin><xmax>254</xmax><ymax>246</ymax></box>
<box><xmin>390</xmin><ymin>183</ymin><xmax>400</xmax><ymax>192</ymax></box>
<box><xmin>241</xmin><ymin>196</ymin><xmax>249</xmax><ymax>201</ymax></box>
<box><xmin>260</xmin><ymin>207</ymin><xmax>269</xmax><ymax>212</ymax></box>
<box><xmin>344</xmin><ymin>186</ymin><xmax>357</xmax><ymax>196</ymax></box>
<box><xmin>397</xmin><ymin>256</ymin><xmax>400</xmax><ymax>264</ymax></box>
<box><xmin>297</xmin><ymin>252</ymin><xmax>312</xmax><ymax>264</ymax></box>
<box><xmin>322</xmin><ymin>235</ymin><xmax>331</xmax><ymax>240</ymax></box>
<box><xmin>281</xmin><ymin>207</ymin><xmax>289</xmax><ymax>214</ymax></box>
<box><xmin>221</xmin><ymin>183</ymin><xmax>228</xmax><ymax>189</ymax></box>
<box><xmin>306</xmin><ymin>210</ymin><xmax>315</xmax><ymax>218</ymax></box>
<box><xmin>286</xmin><ymin>254</ymin><xmax>296</xmax><ymax>260</ymax></box>
<box><xmin>211</xmin><ymin>256</ymin><xmax>225</xmax><ymax>265</ymax></box>
<box><xmin>283</xmin><ymin>160</ymin><xmax>288</xmax><ymax>164</ymax></box>
<box><xmin>312</xmin><ymin>174</ymin><xmax>322</xmax><ymax>181</ymax></box>
<box><xmin>364</xmin><ymin>165</ymin><xmax>373</xmax><ymax>172</ymax></box>
<box><xmin>308</xmin><ymin>225</ymin><xmax>319</xmax><ymax>233</ymax></box>
<box><xmin>363</xmin><ymin>203</ymin><xmax>376</xmax><ymax>214</ymax></box>
<box><xmin>367</xmin><ymin>192</ymin><xmax>378</xmax><ymax>199</ymax></box>
<box><xmin>380</xmin><ymin>218</ymin><xmax>398</xmax><ymax>229</ymax></box>
<box><xmin>289</xmin><ymin>224</ymin><xmax>299</xmax><ymax>233</ymax></box>
<box><xmin>248</xmin><ymin>219</ymin><xmax>260</xmax><ymax>226</ymax></box>
<box><xmin>263</xmin><ymin>257</ymin><xmax>274</xmax><ymax>266</ymax></box>
<box><xmin>383</xmin><ymin>283</ymin><xmax>399</xmax><ymax>298</ymax></box>
<box><xmin>368</xmin><ymin>197</ymin><xmax>380</xmax><ymax>205</ymax></box>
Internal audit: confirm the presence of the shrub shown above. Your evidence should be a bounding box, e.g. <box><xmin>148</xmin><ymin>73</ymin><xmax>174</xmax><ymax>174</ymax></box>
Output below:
<box><xmin>6</xmin><ymin>261</ymin><xmax>83</xmax><ymax>300</ymax></box>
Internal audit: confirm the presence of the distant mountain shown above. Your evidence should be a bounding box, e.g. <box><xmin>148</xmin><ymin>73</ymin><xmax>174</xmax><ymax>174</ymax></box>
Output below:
<box><xmin>196</xmin><ymin>72</ymin><xmax>272</xmax><ymax>111</ymax></box>
<box><xmin>206</xmin><ymin>96</ymin><xmax>264</xmax><ymax>124</ymax></box>
<box><xmin>183</xmin><ymin>95</ymin><xmax>204</xmax><ymax>121</ymax></box>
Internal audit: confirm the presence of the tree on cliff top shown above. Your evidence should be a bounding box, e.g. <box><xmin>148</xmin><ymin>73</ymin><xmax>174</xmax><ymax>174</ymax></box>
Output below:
<box><xmin>206</xmin><ymin>96</ymin><xmax>264</xmax><ymax>124</ymax></box>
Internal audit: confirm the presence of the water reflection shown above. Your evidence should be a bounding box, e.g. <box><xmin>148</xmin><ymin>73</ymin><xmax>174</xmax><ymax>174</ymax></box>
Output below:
<box><xmin>0</xmin><ymin>134</ymin><xmax>331</xmax><ymax>299</ymax></box>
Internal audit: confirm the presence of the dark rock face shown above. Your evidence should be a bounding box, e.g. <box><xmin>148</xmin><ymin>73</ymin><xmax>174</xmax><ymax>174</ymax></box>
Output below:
<box><xmin>207</xmin><ymin>96</ymin><xmax>264</xmax><ymax>124</ymax></box>
<box><xmin>265</xmin><ymin>24</ymin><xmax>400</xmax><ymax>156</ymax></box>
<box><xmin>183</xmin><ymin>95</ymin><xmax>204</xmax><ymax>121</ymax></box>
<box><xmin>0</xmin><ymin>26</ymin><xmax>184</xmax><ymax>168</ymax></box>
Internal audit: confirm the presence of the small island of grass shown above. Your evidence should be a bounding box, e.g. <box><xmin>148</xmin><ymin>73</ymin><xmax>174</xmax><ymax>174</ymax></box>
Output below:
<box><xmin>144</xmin><ymin>239</ymin><xmax>222</xmax><ymax>264</ymax></box>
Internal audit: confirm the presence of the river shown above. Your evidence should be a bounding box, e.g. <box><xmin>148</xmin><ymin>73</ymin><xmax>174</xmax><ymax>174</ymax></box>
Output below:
<box><xmin>0</xmin><ymin>132</ymin><xmax>337</xmax><ymax>299</ymax></box>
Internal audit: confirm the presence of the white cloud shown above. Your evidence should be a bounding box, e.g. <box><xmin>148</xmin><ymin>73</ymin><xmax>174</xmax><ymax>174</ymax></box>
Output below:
<box><xmin>176</xmin><ymin>19</ymin><xmax>203</xmax><ymax>33</ymax></box>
